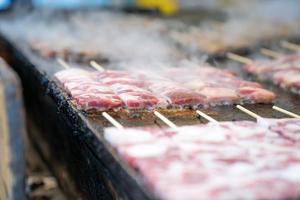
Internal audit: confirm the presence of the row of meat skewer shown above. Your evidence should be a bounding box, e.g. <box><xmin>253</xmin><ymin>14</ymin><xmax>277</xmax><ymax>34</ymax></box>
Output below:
<box><xmin>55</xmin><ymin>61</ymin><xmax>277</xmax><ymax>111</ymax></box>
<box><xmin>104</xmin><ymin>108</ymin><xmax>300</xmax><ymax>200</ymax></box>
<box><xmin>228</xmin><ymin>41</ymin><xmax>300</xmax><ymax>96</ymax></box>
<box><xmin>101</xmin><ymin>104</ymin><xmax>300</xmax><ymax>200</ymax></box>
<box><xmin>54</xmin><ymin>41</ymin><xmax>300</xmax><ymax>113</ymax></box>
<box><xmin>54</xmin><ymin>41</ymin><xmax>300</xmax><ymax>200</ymax></box>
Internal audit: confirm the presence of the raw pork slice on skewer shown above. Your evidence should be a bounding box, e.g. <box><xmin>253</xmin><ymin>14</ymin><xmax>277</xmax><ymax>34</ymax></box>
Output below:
<box><xmin>111</xmin><ymin>84</ymin><xmax>167</xmax><ymax>109</ymax></box>
<box><xmin>95</xmin><ymin>70</ymin><xmax>131</xmax><ymax>79</ymax></box>
<box><xmin>164</xmin><ymin>66</ymin><xmax>275</xmax><ymax>105</ymax></box>
<box><xmin>101</xmin><ymin>77</ymin><xmax>145</xmax><ymax>87</ymax></box>
<box><xmin>66</xmin><ymin>80</ymin><xmax>124</xmax><ymax>110</ymax></box>
<box><xmin>196</xmin><ymin>87</ymin><xmax>238</xmax><ymax>105</ymax></box>
<box><xmin>272</xmin><ymin>70</ymin><xmax>300</xmax><ymax>91</ymax></box>
<box><xmin>104</xmin><ymin>118</ymin><xmax>300</xmax><ymax>200</ymax></box>
<box><xmin>54</xmin><ymin>68</ymin><xmax>124</xmax><ymax>110</ymax></box>
<box><xmin>54</xmin><ymin>68</ymin><xmax>93</xmax><ymax>86</ymax></box>
<box><xmin>97</xmin><ymin>70</ymin><xmax>167</xmax><ymax>109</ymax></box>
<box><xmin>94</xmin><ymin>70</ymin><xmax>146</xmax><ymax>87</ymax></box>
<box><xmin>238</xmin><ymin>86</ymin><xmax>276</xmax><ymax>103</ymax></box>
<box><xmin>243</xmin><ymin>53</ymin><xmax>300</xmax><ymax>95</ymax></box>
<box><xmin>74</xmin><ymin>93</ymin><xmax>123</xmax><ymax>110</ymax></box>
<box><xmin>95</xmin><ymin>70</ymin><xmax>166</xmax><ymax>109</ymax></box>
<box><xmin>147</xmin><ymin>81</ymin><xmax>206</xmax><ymax>108</ymax></box>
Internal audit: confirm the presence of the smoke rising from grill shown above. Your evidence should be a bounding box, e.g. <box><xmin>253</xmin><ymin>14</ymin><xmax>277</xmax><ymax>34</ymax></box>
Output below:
<box><xmin>0</xmin><ymin>0</ymin><xmax>300</xmax><ymax>71</ymax></box>
<box><xmin>170</xmin><ymin>0</ymin><xmax>300</xmax><ymax>54</ymax></box>
<box><xmin>0</xmin><ymin>11</ymin><xmax>184</xmax><ymax>67</ymax></box>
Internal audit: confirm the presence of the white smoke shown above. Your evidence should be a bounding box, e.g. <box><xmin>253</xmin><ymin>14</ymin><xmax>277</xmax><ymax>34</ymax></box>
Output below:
<box><xmin>0</xmin><ymin>10</ymin><xmax>183</xmax><ymax>65</ymax></box>
<box><xmin>170</xmin><ymin>0</ymin><xmax>300</xmax><ymax>54</ymax></box>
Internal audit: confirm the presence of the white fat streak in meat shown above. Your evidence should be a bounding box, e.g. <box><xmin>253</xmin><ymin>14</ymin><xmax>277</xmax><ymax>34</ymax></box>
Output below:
<box><xmin>280</xmin><ymin>165</ymin><xmax>300</xmax><ymax>182</ymax></box>
<box><xmin>256</xmin><ymin>117</ymin><xmax>272</xmax><ymax>127</ymax></box>
<box><xmin>174</xmin><ymin>123</ymin><xmax>227</xmax><ymax>143</ymax></box>
<box><xmin>284</xmin><ymin>123</ymin><xmax>300</xmax><ymax>132</ymax></box>
<box><xmin>126</xmin><ymin>143</ymin><xmax>167</xmax><ymax>158</ymax></box>
<box><xmin>65</xmin><ymin>82</ymin><xmax>110</xmax><ymax>90</ymax></box>
<box><xmin>104</xmin><ymin>128</ymin><xmax>155</xmax><ymax>145</ymax></box>
<box><xmin>177</xmin><ymin>143</ymin><xmax>202</xmax><ymax>154</ymax></box>
<box><xmin>236</xmin><ymin>164</ymin><xmax>300</xmax><ymax>184</ymax></box>
<box><xmin>166</xmin><ymin>161</ymin><xmax>185</xmax><ymax>177</ymax></box>
<box><xmin>236</xmin><ymin>138</ymin><xmax>299</xmax><ymax>153</ymax></box>
<box><xmin>223</xmin><ymin>121</ymin><xmax>269</xmax><ymax>139</ymax></box>
<box><xmin>226</xmin><ymin>163</ymin><xmax>255</xmax><ymax>175</ymax></box>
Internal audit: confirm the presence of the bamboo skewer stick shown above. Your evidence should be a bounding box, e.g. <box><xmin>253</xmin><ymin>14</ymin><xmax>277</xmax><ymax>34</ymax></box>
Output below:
<box><xmin>90</xmin><ymin>60</ymin><xmax>105</xmax><ymax>71</ymax></box>
<box><xmin>272</xmin><ymin>106</ymin><xmax>300</xmax><ymax>119</ymax></box>
<box><xmin>102</xmin><ymin>112</ymin><xmax>124</xmax><ymax>129</ymax></box>
<box><xmin>57</xmin><ymin>58</ymin><xmax>71</xmax><ymax>69</ymax></box>
<box><xmin>226</xmin><ymin>52</ymin><xmax>253</xmax><ymax>64</ymax></box>
<box><xmin>196</xmin><ymin>110</ymin><xmax>218</xmax><ymax>123</ymax></box>
<box><xmin>236</xmin><ymin>105</ymin><xmax>262</xmax><ymax>120</ymax></box>
<box><xmin>260</xmin><ymin>48</ymin><xmax>283</xmax><ymax>59</ymax></box>
<box><xmin>280</xmin><ymin>41</ymin><xmax>300</xmax><ymax>52</ymax></box>
<box><xmin>154</xmin><ymin>110</ymin><xmax>178</xmax><ymax>130</ymax></box>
